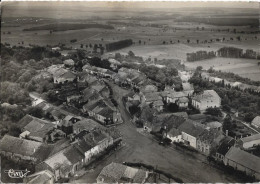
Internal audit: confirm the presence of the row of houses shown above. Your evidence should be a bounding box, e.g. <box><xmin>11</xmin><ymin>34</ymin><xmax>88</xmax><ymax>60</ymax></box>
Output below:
<box><xmin>140</xmin><ymin>108</ymin><xmax>260</xmax><ymax>180</ymax></box>
<box><xmin>126</xmin><ymin>82</ymin><xmax>220</xmax><ymax>112</ymax></box>
<box><xmin>24</xmin><ymin>161</ymin><xmax>149</xmax><ymax>184</ymax></box>
<box><xmin>35</xmin><ymin>127</ymin><xmax>122</xmax><ymax>181</ymax></box>
<box><xmin>141</xmin><ymin>109</ymin><xmax>224</xmax><ymax>155</ymax></box>
<box><xmin>46</xmin><ymin>66</ymin><xmax>124</xmax><ymax>126</ymax></box>
<box><xmin>83</xmin><ymin>64</ymin><xmax>148</xmax><ymax>89</ymax></box>
<box><xmin>0</xmin><ymin>113</ymin><xmax>122</xmax><ymax>182</ymax></box>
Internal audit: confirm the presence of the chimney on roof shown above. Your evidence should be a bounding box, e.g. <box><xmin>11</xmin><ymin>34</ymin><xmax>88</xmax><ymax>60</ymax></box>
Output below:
<box><xmin>225</xmin><ymin>130</ymin><xmax>228</xmax><ymax>136</ymax></box>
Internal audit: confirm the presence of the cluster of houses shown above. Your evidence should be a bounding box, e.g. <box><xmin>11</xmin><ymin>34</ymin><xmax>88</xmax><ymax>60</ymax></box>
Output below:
<box><xmin>139</xmin><ymin>105</ymin><xmax>260</xmax><ymax>180</ymax></box>
<box><xmin>141</xmin><ymin>110</ymin><xmax>224</xmax><ymax>155</ymax></box>
<box><xmin>44</xmin><ymin>61</ymin><xmax>123</xmax><ymax>126</ymax></box>
<box><xmin>0</xmin><ymin>111</ymin><xmax>122</xmax><ymax>182</ymax></box>
<box><xmin>125</xmin><ymin>79</ymin><xmax>220</xmax><ymax>113</ymax></box>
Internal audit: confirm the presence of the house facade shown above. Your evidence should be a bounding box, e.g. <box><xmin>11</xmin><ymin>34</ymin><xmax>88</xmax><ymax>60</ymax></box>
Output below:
<box><xmin>192</xmin><ymin>90</ymin><xmax>221</xmax><ymax>111</ymax></box>
<box><xmin>178</xmin><ymin>120</ymin><xmax>205</xmax><ymax>148</ymax></box>
<box><xmin>165</xmin><ymin>91</ymin><xmax>188</xmax><ymax>104</ymax></box>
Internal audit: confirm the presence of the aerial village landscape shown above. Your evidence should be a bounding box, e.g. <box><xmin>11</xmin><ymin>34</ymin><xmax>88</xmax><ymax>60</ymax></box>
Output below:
<box><xmin>0</xmin><ymin>1</ymin><xmax>260</xmax><ymax>183</ymax></box>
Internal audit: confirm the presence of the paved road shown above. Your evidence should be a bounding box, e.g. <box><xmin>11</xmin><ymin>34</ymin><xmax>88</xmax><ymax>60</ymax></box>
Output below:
<box><xmin>73</xmin><ymin>81</ymin><xmax>241</xmax><ymax>183</ymax></box>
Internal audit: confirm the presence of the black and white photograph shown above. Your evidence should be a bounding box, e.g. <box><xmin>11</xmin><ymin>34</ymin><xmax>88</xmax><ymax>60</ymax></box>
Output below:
<box><xmin>0</xmin><ymin>1</ymin><xmax>260</xmax><ymax>183</ymax></box>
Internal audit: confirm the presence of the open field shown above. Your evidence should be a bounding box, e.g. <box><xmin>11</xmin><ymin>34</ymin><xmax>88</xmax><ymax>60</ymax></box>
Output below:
<box><xmin>185</xmin><ymin>57</ymin><xmax>260</xmax><ymax>81</ymax></box>
<box><xmin>104</xmin><ymin>40</ymin><xmax>259</xmax><ymax>61</ymax></box>
<box><xmin>23</xmin><ymin>23</ymin><xmax>114</xmax><ymax>31</ymax></box>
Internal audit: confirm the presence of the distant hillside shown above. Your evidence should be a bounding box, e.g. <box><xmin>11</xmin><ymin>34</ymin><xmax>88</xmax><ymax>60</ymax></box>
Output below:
<box><xmin>176</xmin><ymin>17</ymin><xmax>259</xmax><ymax>27</ymax></box>
<box><xmin>23</xmin><ymin>23</ymin><xmax>114</xmax><ymax>32</ymax></box>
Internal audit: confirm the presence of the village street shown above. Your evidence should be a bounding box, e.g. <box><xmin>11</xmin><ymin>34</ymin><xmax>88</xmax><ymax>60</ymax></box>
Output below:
<box><xmin>72</xmin><ymin>81</ymin><xmax>240</xmax><ymax>183</ymax></box>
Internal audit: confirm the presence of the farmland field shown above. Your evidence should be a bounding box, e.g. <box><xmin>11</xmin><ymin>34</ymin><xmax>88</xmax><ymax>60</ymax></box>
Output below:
<box><xmin>1</xmin><ymin>3</ymin><xmax>259</xmax><ymax>80</ymax></box>
<box><xmin>184</xmin><ymin>57</ymin><xmax>260</xmax><ymax>81</ymax></box>
<box><xmin>104</xmin><ymin>40</ymin><xmax>259</xmax><ymax>61</ymax></box>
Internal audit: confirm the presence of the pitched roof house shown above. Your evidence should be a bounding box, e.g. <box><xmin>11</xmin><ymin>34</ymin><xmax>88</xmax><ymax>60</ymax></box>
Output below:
<box><xmin>140</xmin><ymin>84</ymin><xmax>158</xmax><ymax>93</ymax></box>
<box><xmin>53</xmin><ymin>68</ymin><xmax>77</xmax><ymax>84</ymax></box>
<box><xmin>20</xmin><ymin>116</ymin><xmax>55</xmax><ymax>142</ymax></box>
<box><xmin>36</xmin><ymin>145</ymin><xmax>85</xmax><ymax>181</ymax></box>
<box><xmin>97</xmin><ymin>163</ymin><xmax>149</xmax><ymax>183</ymax></box>
<box><xmin>0</xmin><ymin>135</ymin><xmax>52</xmax><ymax>163</ymax></box>
<box><xmin>239</xmin><ymin>133</ymin><xmax>260</xmax><ymax>149</ymax></box>
<box><xmin>192</xmin><ymin>90</ymin><xmax>221</xmax><ymax>111</ymax></box>
<box><xmin>224</xmin><ymin>146</ymin><xmax>260</xmax><ymax>180</ymax></box>
<box><xmin>215</xmin><ymin>136</ymin><xmax>235</xmax><ymax>162</ymax></box>
<box><xmin>205</xmin><ymin>121</ymin><xmax>222</xmax><ymax>131</ymax></box>
<box><xmin>143</xmin><ymin>92</ymin><xmax>163</xmax><ymax>104</ymax></box>
<box><xmin>63</xmin><ymin>59</ymin><xmax>75</xmax><ymax>66</ymax></box>
<box><xmin>196</xmin><ymin>129</ymin><xmax>224</xmax><ymax>155</ymax></box>
<box><xmin>178</xmin><ymin>119</ymin><xmax>205</xmax><ymax>148</ymax></box>
<box><xmin>73</xmin><ymin>118</ymin><xmax>102</xmax><ymax>135</ymax></box>
<box><xmin>23</xmin><ymin>170</ymin><xmax>55</xmax><ymax>184</ymax></box>
<box><xmin>166</xmin><ymin>91</ymin><xmax>188</xmax><ymax>103</ymax></box>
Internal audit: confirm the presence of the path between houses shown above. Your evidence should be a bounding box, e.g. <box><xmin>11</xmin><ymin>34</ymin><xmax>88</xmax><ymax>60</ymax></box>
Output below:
<box><xmin>92</xmin><ymin>81</ymin><xmax>241</xmax><ymax>183</ymax></box>
<box><xmin>30</xmin><ymin>86</ymin><xmax>241</xmax><ymax>183</ymax></box>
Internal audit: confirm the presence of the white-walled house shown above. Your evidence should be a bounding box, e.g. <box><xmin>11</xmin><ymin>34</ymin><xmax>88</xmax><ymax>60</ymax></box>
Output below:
<box><xmin>165</xmin><ymin>128</ymin><xmax>182</xmax><ymax>143</ymax></box>
<box><xmin>165</xmin><ymin>91</ymin><xmax>188</xmax><ymax>104</ymax></box>
<box><xmin>176</xmin><ymin>97</ymin><xmax>189</xmax><ymax>109</ymax></box>
<box><xmin>177</xmin><ymin>120</ymin><xmax>205</xmax><ymax>148</ymax></box>
<box><xmin>191</xmin><ymin>90</ymin><xmax>221</xmax><ymax>111</ymax></box>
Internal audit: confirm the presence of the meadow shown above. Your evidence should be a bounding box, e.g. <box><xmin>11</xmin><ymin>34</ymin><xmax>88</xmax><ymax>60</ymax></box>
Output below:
<box><xmin>185</xmin><ymin>57</ymin><xmax>260</xmax><ymax>81</ymax></box>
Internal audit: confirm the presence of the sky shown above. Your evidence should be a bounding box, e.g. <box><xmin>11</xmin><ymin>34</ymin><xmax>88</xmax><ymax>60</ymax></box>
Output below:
<box><xmin>2</xmin><ymin>1</ymin><xmax>259</xmax><ymax>9</ymax></box>
<box><xmin>2</xmin><ymin>1</ymin><xmax>258</xmax><ymax>19</ymax></box>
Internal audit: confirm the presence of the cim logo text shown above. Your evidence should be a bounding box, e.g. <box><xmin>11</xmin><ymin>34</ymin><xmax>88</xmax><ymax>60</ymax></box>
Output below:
<box><xmin>4</xmin><ymin>169</ymin><xmax>30</xmax><ymax>178</ymax></box>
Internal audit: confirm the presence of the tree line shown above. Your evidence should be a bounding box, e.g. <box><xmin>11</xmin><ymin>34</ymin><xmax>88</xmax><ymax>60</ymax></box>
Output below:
<box><xmin>186</xmin><ymin>51</ymin><xmax>216</xmax><ymax>62</ymax></box>
<box><xmin>217</xmin><ymin>47</ymin><xmax>260</xmax><ymax>59</ymax></box>
<box><xmin>105</xmin><ymin>39</ymin><xmax>133</xmax><ymax>52</ymax></box>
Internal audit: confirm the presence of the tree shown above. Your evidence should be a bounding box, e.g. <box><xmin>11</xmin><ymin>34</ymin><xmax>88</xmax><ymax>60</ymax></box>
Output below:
<box><xmin>244</xmin><ymin>112</ymin><xmax>256</xmax><ymax>122</ymax></box>
<box><xmin>187</xmin><ymin>39</ymin><xmax>190</xmax><ymax>44</ymax></box>
<box><xmin>8</xmin><ymin>124</ymin><xmax>21</xmax><ymax>137</ymax></box>
<box><xmin>167</xmin><ymin>103</ymin><xmax>179</xmax><ymax>112</ymax></box>
<box><xmin>223</xmin><ymin>114</ymin><xmax>232</xmax><ymax>132</ymax></box>
<box><xmin>128</xmin><ymin>51</ymin><xmax>135</xmax><ymax>57</ymax></box>
<box><xmin>196</xmin><ymin>66</ymin><xmax>203</xmax><ymax>71</ymax></box>
<box><xmin>139</xmin><ymin>40</ymin><xmax>141</xmax><ymax>45</ymax></box>
<box><xmin>27</xmin><ymin>106</ymin><xmax>44</xmax><ymax>118</ymax></box>
<box><xmin>129</xmin><ymin>105</ymin><xmax>141</xmax><ymax>116</ymax></box>
<box><xmin>222</xmin><ymin>104</ymin><xmax>231</xmax><ymax>112</ymax></box>
<box><xmin>204</xmin><ymin>107</ymin><xmax>222</xmax><ymax>117</ymax></box>
<box><xmin>93</xmin><ymin>44</ymin><xmax>98</xmax><ymax>53</ymax></box>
